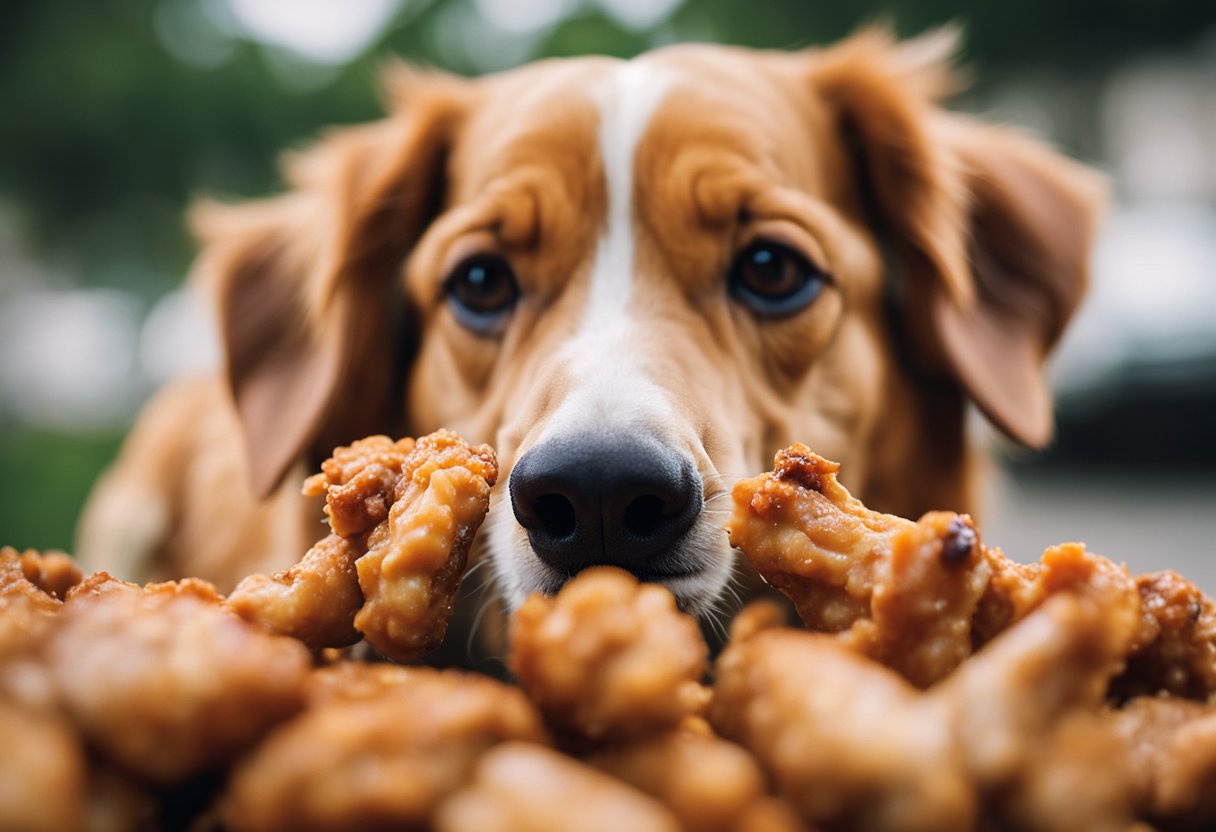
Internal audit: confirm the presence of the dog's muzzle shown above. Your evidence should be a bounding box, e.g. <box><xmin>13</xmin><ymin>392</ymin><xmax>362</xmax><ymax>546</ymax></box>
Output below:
<box><xmin>508</xmin><ymin>432</ymin><xmax>703</xmax><ymax>581</ymax></box>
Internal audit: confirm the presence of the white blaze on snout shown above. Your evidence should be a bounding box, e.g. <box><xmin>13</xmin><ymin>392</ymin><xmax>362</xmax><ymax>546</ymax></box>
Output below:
<box><xmin>486</xmin><ymin>60</ymin><xmax>732</xmax><ymax>615</ymax></box>
<box><xmin>537</xmin><ymin>60</ymin><xmax>676</xmax><ymax>443</ymax></box>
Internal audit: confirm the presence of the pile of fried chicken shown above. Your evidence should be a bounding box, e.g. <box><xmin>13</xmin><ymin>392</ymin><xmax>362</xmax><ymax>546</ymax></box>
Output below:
<box><xmin>2</xmin><ymin>433</ymin><xmax>1214</xmax><ymax>831</ymax></box>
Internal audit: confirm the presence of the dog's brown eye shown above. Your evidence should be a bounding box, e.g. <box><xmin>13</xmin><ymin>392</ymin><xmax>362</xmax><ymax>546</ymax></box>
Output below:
<box><xmin>729</xmin><ymin>240</ymin><xmax>826</xmax><ymax>317</ymax></box>
<box><xmin>444</xmin><ymin>254</ymin><xmax>519</xmax><ymax>335</ymax></box>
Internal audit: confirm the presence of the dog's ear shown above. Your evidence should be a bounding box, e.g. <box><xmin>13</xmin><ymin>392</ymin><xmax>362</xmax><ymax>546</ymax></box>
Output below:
<box><xmin>191</xmin><ymin>68</ymin><xmax>471</xmax><ymax>497</ymax></box>
<box><xmin>812</xmin><ymin>28</ymin><xmax>1106</xmax><ymax>448</ymax></box>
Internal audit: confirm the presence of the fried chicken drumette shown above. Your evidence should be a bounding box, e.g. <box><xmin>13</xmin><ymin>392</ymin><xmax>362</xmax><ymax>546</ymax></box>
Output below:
<box><xmin>587</xmin><ymin>727</ymin><xmax>807</xmax><ymax>832</ymax></box>
<box><xmin>222</xmin><ymin>665</ymin><xmax>547</xmax><ymax>832</ymax></box>
<box><xmin>727</xmin><ymin>444</ymin><xmax>1216</xmax><ymax>697</ymax></box>
<box><xmin>227</xmin><ymin>533</ymin><xmax>364</xmax><ymax>651</ymax></box>
<box><xmin>230</xmin><ymin>431</ymin><xmax>498</xmax><ymax>661</ymax></box>
<box><xmin>509</xmin><ymin>567</ymin><xmax>709</xmax><ymax>745</ymax></box>
<box><xmin>436</xmin><ymin>743</ymin><xmax>682</xmax><ymax>832</ymax></box>
<box><xmin>709</xmin><ymin>586</ymin><xmax>1142</xmax><ymax>832</ymax></box>
<box><xmin>0</xmin><ymin>699</ymin><xmax>89</xmax><ymax>832</ymax></box>
<box><xmin>1110</xmin><ymin>695</ymin><xmax>1216</xmax><ymax>827</ymax></box>
<box><xmin>48</xmin><ymin>574</ymin><xmax>312</xmax><ymax>784</ymax></box>
<box><xmin>0</xmin><ymin>547</ymin><xmax>81</xmax><ymax>660</ymax></box>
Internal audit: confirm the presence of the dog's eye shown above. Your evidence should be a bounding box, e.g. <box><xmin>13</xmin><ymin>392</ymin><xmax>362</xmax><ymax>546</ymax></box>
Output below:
<box><xmin>444</xmin><ymin>254</ymin><xmax>519</xmax><ymax>335</ymax></box>
<box><xmin>729</xmin><ymin>240</ymin><xmax>826</xmax><ymax>317</ymax></box>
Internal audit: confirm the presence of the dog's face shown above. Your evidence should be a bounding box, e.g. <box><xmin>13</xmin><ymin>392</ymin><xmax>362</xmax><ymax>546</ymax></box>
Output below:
<box><xmin>196</xmin><ymin>31</ymin><xmax>1103</xmax><ymax>616</ymax></box>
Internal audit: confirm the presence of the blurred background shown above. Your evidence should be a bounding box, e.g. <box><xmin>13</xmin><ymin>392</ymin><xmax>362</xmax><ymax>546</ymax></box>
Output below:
<box><xmin>2</xmin><ymin>0</ymin><xmax>1214</xmax><ymax>589</ymax></box>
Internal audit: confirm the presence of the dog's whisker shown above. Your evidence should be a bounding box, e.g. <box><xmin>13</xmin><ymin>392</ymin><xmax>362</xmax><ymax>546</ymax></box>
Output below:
<box><xmin>721</xmin><ymin>580</ymin><xmax>743</xmax><ymax>609</ymax></box>
<box><xmin>704</xmin><ymin>603</ymin><xmax>730</xmax><ymax>643</ymax></box>
<box><xmin>465</xmin><ymin>594</ymin><xmax>497</xmax><ymax>659</ymax></box>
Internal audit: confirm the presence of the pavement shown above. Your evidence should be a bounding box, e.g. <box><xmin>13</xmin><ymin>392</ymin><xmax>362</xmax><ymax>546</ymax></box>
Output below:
<box><xmin>983</xmin><ymin>465</ymin><xmax>1216</xmax><ymax>595</ymax></box>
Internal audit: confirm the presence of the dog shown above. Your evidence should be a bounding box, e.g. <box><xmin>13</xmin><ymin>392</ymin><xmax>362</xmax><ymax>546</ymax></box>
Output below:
<box><xmin>77</xmin><ymin>28</ymin><xmax>1104</xmax><ymax>624</ymax></box>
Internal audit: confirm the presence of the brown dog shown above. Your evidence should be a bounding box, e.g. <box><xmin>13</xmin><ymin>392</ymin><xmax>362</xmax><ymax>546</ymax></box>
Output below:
<box><xmin>77</xmin><ymin>29</ymin><xmax>1103</xmax><ymax>619</ymax></box>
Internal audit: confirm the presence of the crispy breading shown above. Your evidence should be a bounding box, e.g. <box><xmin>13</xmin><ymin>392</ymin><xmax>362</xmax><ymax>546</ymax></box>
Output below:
<box><xmin>0</xmin><ymin>700</ymin><xmax>88</xmax><ymax>832</ymax></box>
<box><xmin>711</xmin><ymin>628</ymin><xmax>974</xmax><ymax>832</ymax></box>
<box><xmin>222</xmin><ymin>668</ymin><xmax>547</xmax><ymax>832</ymax></box>
<box><xmin>710</xmin><ymin>590</ymin><xmax>1141</xmax><ymax>832</ymax></box>
<box><xmin>2</xmin><ymin>547</ymin><xmax>83</xmax><ymax>600</ymax></box>
<box><xmin>728</xmin><ymin>444</ymin><xmax>1216</xmax><ymax>697</ymax></box>
<box><xmin>303</xmin><ymin>435</ymin><xmax>417</xmax><ymax>539</ymax></box>
<box><xmin>0</xmin><ymin>548</ymin><xmax>63</xmax><ymax>660</ymax></box>
<box><xmin>435</xmin><ymin>743</ymin><xmax>682</xmax><ymax>832</ymax></box>
<box><xmin>726</xmin><ymin>598</ymin><xmax>791</xmax><ymax>644</ymax></box>
<box><xmin>587</xmin><ymin>729</ymin><xmax>793</xmax><ymax>832</ymax></box>
<box><xmin>1111</xmin><ymin>695</ymin><xmax>1216</xmax><ymax>826</ymax></box>
<box><xmin>227</xmin><ymin>533</ymin><xmax>363</xmax><ymax>651</ymax></box>
<box><xmin>48</xmin><ymin>574</ymin><xmax>311</xmax><ymax>783</ymax></box>
<box><xmin>1114</xmin><ymin>570</ymin><xmax>1216</xmax><ymax>701</ymax></box>
<box><xmin>351</xmin><ymin>431</ymin><xmax>498</xmax><ymax>662</ymax></box>
<box><xmin>227</xmin><ymin>430</ymin><xmax>498</xmax><ymax>661</ymax></box>
<box><xmin>509</xmin><ymin>567</ymin><xmax>709</xmax><ymax>744</ymax></box>
<box><xmin>5</xmin><ymin>438</ymin><xmax>1216</xmax><ymax>831</ymax></box>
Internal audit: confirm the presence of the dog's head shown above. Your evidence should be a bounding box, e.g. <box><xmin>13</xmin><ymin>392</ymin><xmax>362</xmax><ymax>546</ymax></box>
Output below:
<box><xmin>194</xmin><ymin>29</ymin><xmax>1104</xmax><ymax>615</ymax></box>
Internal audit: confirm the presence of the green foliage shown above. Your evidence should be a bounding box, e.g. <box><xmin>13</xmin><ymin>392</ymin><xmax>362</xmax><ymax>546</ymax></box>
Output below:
<box><xmin>0</xmin><ymin>429</ymin><xmax>125</xmax><ymax>552</ymax></box>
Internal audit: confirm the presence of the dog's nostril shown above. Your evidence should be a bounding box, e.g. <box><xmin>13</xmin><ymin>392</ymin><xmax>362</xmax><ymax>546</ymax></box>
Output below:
<box><xmin>509</xmin><ymin>433</ymin><xmax>702</xmax><ymax>575</ymax></box>
<box><xmin>534</xmin><ymin>493</ymin><xmax>577</xmax><ymax>540</ymax></box>
<box><xmin>622</xmin><ymin>494</ymin><xmax>666</xmax><ymax>538</ymax></box>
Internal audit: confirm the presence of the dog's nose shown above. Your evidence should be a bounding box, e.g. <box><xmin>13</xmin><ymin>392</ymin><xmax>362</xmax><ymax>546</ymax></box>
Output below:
<box><xmin>509</xmin><ymin>433</ymin><xmax>702</xmax><ymax>576</ymax></box>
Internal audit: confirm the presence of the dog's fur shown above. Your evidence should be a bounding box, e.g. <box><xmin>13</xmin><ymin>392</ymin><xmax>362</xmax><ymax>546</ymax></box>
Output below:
<box><xmin>78</xmin><ymin>29</ymin><xmax>1104</xmax><ymax>619</ymax></box>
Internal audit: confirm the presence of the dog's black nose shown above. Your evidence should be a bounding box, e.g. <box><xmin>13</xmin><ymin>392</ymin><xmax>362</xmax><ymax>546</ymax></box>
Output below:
<box><xmin>509</xmin><ymin>433</ymin><xmax>702</xmax><ymax>577</ymax></box>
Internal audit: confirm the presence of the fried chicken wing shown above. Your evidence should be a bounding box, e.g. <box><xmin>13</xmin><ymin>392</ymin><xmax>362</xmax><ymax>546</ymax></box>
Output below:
<box><xmin>2</xmin><ymin>546</ymin><xmax>83</xmax><ymax>600</ymax></box>
<box><xmin>1114</xmin><ymin>570</ymin><xmax>1216</xmax><ymax>701</ymax></box>
<box><xmin>1112</xmin><ymin>695</ymin><xmax>1216</xmax><ymax>827</ymax></box>
<box><xmin>587</xmin><ymin>729</ymin><xmax>804</xmax><ymax>832</ymax></box>
<box><xmin>302</xmin><ymin>435</ymin><xmax>417</xmax><ymax>539</ymax></box>
<box><xmin>0</xmin><ymin>700</ymin><xmax>88</xmax><ymax>832</ymax></box>
<box><xmin>227</xmin><ymin>430</ymin><xmax>497</xmax><ymax>661</ymax></box>
<box><xmin>728</xmin><ymin>444</ymin><xmax>1216</xmax><ymax>697</ymax></box>
<box><xmin>222</xmin><ymin>668</ymin><xmax>546</xmax><ymax>832</ymax></box>
<box><xmin>352</xmin><ymin>431</ymin><xmax>498</xmax><ymax>662</ymax></box>
<box><xmin>710</xmin><ymin>627</ymin><xmax>974</xmax><ymax>832</ymax></box>
<box><xmin>509</xmin><ymin>567</ymin><xmax>709</xmax><ymax>744</ymax></box>
<box><xmin>48</xmin><ymin>574</ymin><xmax>311</xmax><ymax>783</ymax></box>
<box><xmin>227</xmin><ymin>533</ymin><xmax>363</xmax><ymax>651</ymax></box>
<box><xmin>1</xmin><ymin>550</ymin><xmax>63</xmax><ymax>661</ymax></box>
<box><xmin>435</xmin><ymin>743</ymin><xmax>682</xmax><ymax>832</ymax></box>
<box><xmin>710</xmin><ymin>590</ymin><xmax>1141</xmax><ymax>832</ymax></box>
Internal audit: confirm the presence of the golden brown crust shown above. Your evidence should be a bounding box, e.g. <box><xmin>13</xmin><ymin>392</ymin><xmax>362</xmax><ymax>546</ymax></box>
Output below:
<box><xmin>727</xmin><ymin>598</ymin><xmax>791</xmax><ymax>645</ymax></box>
<box><xmin>0</xmin><ymin>700</ymin><xmax>88</xmax><ymax>832</ymax></box>
<box><xmin>3</xmin><ymin>547</ymin><xmax>84</xmax><ymax>601</ymax></box>
<box><xmin>509</xmin><ymin>567</ymin><xmax>709</xmax><ymax>745</ymax></box>
<box><xmin>587</xmin><ymin>730</ymin><xmax>777</xmax><ymax>832</ymax></box>
<box><xmin>351</xmin><ymin>430</ymin><xmax>498</xmax><ymax>662</ymax></box>
<box><xmin>728</xmin><ymin>444</ymin><xmax>1216</xmax><ymax>698</ymax></box>
<box><xmin>728</xmin><ymin>445</ymin><xmax>907</xmax><ymax>635</ymax></box>
<box><xmin>49</xmin><ymin>575</ymin><xmax>311</xmax><ymax>784</ymax></box>
<box><xmin>846</xmin><ymin>511</ymin><xmax>992</xmax><ymax>688</ymax></box>
<box><xmin>226</xmin><ymin>430</ymin><xmax>498</xmax><ymax>661</ymax></box>
<box><xmin>435</xmin><ymin>743</ymin><xmax>682</xmax><ymax>832</ymax></box>
<box><xmin>710</xmin><ymin>628</ymin><xmax>974</xmax><ymax>832</ymax></box>
<box><xmin>1113</xmin><ymin>571</ymin><xmax>1216</xmax><ymax>701</ymax></box>
<box><xmin>222</xmin><ymin>669</ymin><xmax>546</xmax><ymax>832</ymax></box>
<box><xmin>302</xmin><ymin>435</ymin><xmax>417</xmax><ymax>539</ymax></box>
<box><xmin>1111</xmin><ymin>696</ymin><xmax>1216</xmax><ymax>826</ymax></box>
<box><xmin>227</xmin><ymin>533</ymin><xmax>363</xmax><ymax>651</ymax></box>
<box><xmin>0</xmin><ymin>548</ymin><xmax>65</xmax><ymax>660</ymax></box>
<box><xmin>710</xmin><ymin>591</ymin><xmax>1142</xmax><ymax>832</ymax></box>
<box><xmin>6</xmin><ymin>438</ymin><xmax>1216</xmax><ymax>830</ymax></box>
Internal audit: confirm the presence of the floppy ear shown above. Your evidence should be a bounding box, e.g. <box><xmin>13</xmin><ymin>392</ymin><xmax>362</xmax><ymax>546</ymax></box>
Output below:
<box><xmin>191</xmin><ymin>68</ymin><xmax>470</xmax><ymax>497</ymax></box>
<box><xmin>813</xmin><ymin>28</ymin><xmax>1106</xmax><ymax>448</ymax></box>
